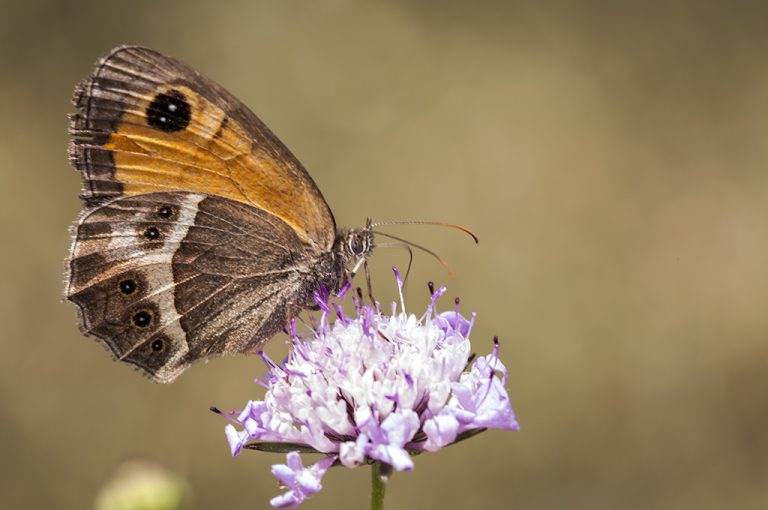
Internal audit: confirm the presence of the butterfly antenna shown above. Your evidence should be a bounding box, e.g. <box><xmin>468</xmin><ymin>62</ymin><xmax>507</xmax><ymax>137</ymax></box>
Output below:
<box><xmin>369</xmin><ymin>220</ymin><xmax>479</xmax><ymax>244</ymax></box>
<box><xmin>402</xmin><ymin>243</ymin><xmax>414</xmax><ymax>286</ymax></box>
<box><xmin>372</xmin><ymin>230</ymin><xmax>454</xmax><ymax>277</ymax></box>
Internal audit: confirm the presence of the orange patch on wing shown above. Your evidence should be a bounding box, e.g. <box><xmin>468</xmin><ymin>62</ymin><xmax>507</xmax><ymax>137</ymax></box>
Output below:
<box><xmin>107</xmin><ymin>85</ymin><xmax>322</xmax><ymax>244</ymax></box>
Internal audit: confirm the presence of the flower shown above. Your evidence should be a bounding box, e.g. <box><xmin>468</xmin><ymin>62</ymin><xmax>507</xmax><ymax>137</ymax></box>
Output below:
<box><xmin>219</xmin><ymin>268</ymin><xmax>519</xmax><ymax>508</ymax></box>
<box><xmin>269</xmin><ymin>452</ymin><xmax>335</xmax><ymax>508</ymax></box>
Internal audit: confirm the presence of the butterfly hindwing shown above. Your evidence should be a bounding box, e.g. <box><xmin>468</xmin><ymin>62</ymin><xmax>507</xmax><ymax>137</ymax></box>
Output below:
<box><xmin>67</xmin><ymin>191</ymin><xmax>314</xmax><ymax>382</ymax></box>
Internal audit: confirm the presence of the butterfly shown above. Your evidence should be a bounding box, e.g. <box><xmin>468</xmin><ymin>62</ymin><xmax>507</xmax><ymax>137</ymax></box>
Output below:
<box><xmin>66</xmin><ymin>46</ymin><xmax>375</xmax><ymax>382</ymax></box>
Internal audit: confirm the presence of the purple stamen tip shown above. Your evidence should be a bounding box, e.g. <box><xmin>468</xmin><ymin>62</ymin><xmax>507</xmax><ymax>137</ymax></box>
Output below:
<box><xmin>332</xmin><ymin>303</ymin><xmax>348</xmax><ymax>324</ymax></box>
<box><xmin>430</xmin><ymin>285</ymin><xmax>447</xmax><ymax>308</ymax></box>
<box><xmin>492</xmin><ymin>335</ymin><xmax>500</xmax><ymax>358</ymax></box>
<box><xmin>427</xmin><ymin>281</ymin><xmax>435</xmax><ymax>296</ymax></box>
<box><xmin>392</xmin><ymin>266</ymin><xmax>403</xmax><ymax>287</ymax></box>
<box><xmin>338</xmin><ymin>280</ymin><xmax>352</xmax><ymax>298</ymax></box>
<box><xmin>258</xmin><ymin>351</ymin><xmax>279</xmax><ymax>370</ymax></box>
<box><xmin>313</xmin><ymin>290</ymin><xmax>332</xmax><ymax>313</ymax></box>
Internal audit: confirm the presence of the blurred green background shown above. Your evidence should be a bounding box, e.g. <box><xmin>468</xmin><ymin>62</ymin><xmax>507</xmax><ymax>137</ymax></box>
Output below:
<box><xmin>2</xmin><ymin>1</ymin><xmax>767</xmax><ymax>508</ymax></box>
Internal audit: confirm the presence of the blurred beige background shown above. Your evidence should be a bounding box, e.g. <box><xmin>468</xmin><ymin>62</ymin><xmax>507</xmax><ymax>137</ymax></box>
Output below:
<box><xmin>2</xmin><ymin>1</ymin><xmax>767</xmax><ymax>508</ymax></box>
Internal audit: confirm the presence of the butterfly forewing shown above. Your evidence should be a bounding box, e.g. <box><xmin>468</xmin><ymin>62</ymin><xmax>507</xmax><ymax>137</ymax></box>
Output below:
<box><xmin>69</xmin><ymin>45</ymin><xmax>336</xmax><ymax>247</ymax></box>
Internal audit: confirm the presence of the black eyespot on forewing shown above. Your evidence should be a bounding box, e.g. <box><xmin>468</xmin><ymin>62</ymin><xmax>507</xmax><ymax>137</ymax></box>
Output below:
<box><xmin>151</xmin><ymin>338</ymin><xmax>164</xmax><ymax>352</ymax></box>
<box><xmin>146</xmin><ymin>90</ymin><xmax>191</xmax><ymax>132</ymax></box>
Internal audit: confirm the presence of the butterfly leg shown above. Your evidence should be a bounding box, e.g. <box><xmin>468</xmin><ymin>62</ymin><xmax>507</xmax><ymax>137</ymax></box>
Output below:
<box><xmin>364</xmin><ymin>260</ymin><xmax>376</xmax><ymax>306</ymax></box>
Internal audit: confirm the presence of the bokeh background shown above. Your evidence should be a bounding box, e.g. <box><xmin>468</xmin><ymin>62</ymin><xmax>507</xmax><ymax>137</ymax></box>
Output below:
<box><xmin>2</xmin><ymin>1</ymin><xmax>767</xmax><ymax>508</ymax></box>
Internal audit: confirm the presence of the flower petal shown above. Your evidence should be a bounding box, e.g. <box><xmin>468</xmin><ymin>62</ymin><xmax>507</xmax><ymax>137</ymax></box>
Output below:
<box><xmin>224</xmin><ymin>424</ymin><xmax>249</xmax><ymax>457</ymax></box>
<box><xmin>369</xmin><ymin>443</ymin><xmax>414</xmax><ymax>471</ymax></box>
<box><xmin>339</xmin><ymin>435</ymin><xmax>368</xmax><ymax>468</ymax></box>
<box><xmin>270</xmin><ymin>491</ymin><xmax>300</xmax><ymax>508</ymax></box>
<box><xmin>436</xmin><ymin>311</ymin><xmax>471</xmax><ymax>337</ymax></box>
<box><xmin>380</xmin><ymin>411</ymin><xmax>420</xmax><ymax>447</ymax></box>
<box><xmin>423</xmin><ymin>414</ymin><xmax>459</xmax><ymax>451</ymax></box>
<box><xmin>271</xmin><ymin>464</ymin><xmax>297</xmax><ymax>488</ymax></box>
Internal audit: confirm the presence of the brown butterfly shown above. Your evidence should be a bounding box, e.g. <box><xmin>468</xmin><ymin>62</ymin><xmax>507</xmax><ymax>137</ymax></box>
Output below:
<box><xmin>66</xmin><ymin>46</ymin><xmax>375</xmax><ymax>382</ymax></box>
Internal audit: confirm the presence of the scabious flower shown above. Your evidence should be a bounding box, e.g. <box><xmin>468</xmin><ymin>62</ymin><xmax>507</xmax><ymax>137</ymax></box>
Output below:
<box><xmin>219</xmin><ymin>269</ymin><xmax>519</xmax><ymax>508</ymax></box>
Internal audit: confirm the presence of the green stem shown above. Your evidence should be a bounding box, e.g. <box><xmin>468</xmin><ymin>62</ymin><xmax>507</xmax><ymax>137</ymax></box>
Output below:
<box><xmin>370</xmin><ymin>462</ymin><xmax>390</xmax><ymax>510</ymax></box>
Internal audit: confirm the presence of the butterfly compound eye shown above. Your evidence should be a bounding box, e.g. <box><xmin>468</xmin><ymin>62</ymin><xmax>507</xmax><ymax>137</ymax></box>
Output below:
<box><xmin>347</xmin><ymin>230</ymin><xmax>372</xmax><ymax>257</ymax></box>
<box><xmin>146</xmin><ymin>90</ymin><xmax>191</xmax><ymax>132</ymax></box>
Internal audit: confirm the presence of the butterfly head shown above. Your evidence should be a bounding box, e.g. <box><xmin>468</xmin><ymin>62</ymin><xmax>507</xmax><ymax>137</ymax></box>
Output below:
<box><xmin>335</xmin><ymin>219</ymin><xmax>375</xmax><ymax>278</ymax></box>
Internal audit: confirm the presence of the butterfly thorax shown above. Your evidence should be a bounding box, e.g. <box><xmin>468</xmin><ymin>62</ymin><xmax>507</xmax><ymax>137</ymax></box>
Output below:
<box><xmin>290</xmin><ymin>227</ymin><xmax>374</xmax><ymax>311</ymax></box>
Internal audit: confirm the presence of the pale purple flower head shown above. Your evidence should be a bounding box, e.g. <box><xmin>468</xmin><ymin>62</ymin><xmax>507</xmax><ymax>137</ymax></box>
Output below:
<box><xmin>220</xmin><ymin>269</ymin><xmax>519</xmax><ymax>507</ymax></box>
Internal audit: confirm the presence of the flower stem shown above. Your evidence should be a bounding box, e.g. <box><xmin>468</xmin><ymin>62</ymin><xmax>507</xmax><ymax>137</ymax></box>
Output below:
<box><xmin>370</xmin><ymin>462</ymin><xmax>390</xmax><ymax>510</ymax></box>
